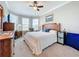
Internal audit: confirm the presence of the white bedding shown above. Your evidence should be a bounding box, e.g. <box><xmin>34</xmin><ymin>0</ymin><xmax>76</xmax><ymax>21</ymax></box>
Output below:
<box><xmin>23</xmin><ymin>31</ymin><xmax>57</xmax><ymax>55</ymax></box>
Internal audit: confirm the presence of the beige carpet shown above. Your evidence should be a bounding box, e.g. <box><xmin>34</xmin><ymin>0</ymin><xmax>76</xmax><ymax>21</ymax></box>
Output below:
<box><xmin>13</xmin><ymin>38</ymin><xmax>79</xmax><ymax>57</ymax></box>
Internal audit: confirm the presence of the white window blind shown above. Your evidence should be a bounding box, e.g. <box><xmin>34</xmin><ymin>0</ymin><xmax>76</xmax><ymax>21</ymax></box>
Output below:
<box><xmin>10</xmin><ymin>14</ymin><xmax>18</xmax><ymax>30</ymax></box>
<box><xmin>22</xmin><ymin>18</ymin><xmax>29</xmax><ymax>31</ymax></box>
<box><xmin>32</xmin><ymin>19</ymin><xmax>39</xmax><ymax>30</ymax></box>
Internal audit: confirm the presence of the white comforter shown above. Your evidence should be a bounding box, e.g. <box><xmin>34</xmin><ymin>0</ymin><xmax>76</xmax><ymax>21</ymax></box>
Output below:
<box><xmin>23</xmin><ymin>31</ymin><xmax>57</xmax><ymax>55</ymax></box>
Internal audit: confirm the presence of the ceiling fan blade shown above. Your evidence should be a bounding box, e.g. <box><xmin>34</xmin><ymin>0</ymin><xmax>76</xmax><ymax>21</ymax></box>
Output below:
<box><xmin>37</xmin><ymin>8</ymin><xmax>39</xmax><ymax>11</ymax></box>
<box><xmin>37</xmin><ymin>6</ymin><xmax>43</xmax><ymax>8</ymax></box>
<box><xmin>29</xmin><ymin>1</ymin><xmax>43</xmax><ymax>11</ymax></box>
<box><xmin>34</xmin><ymin>1</ymin><xmax>37</xmax><ymax>4</ymax></box>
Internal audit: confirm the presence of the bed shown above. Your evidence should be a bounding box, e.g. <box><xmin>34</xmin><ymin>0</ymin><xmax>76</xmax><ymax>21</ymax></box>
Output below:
<box><xmin>23</xmin><ymin>23</ymin><xmax>61</xmax><ymax>55</ymax></box>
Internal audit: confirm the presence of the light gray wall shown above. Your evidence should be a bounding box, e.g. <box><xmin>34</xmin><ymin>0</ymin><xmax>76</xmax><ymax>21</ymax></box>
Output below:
<box><xmin>40</xmin><ymin>1</ymin><xmax>79</xmax><ymax>33</ymax></box>
<box><xmin>29</xmin><ymin>18</ymin><xmax>33</xmax><ymax>28</ymax></box>
<box><xmin>17</xmin><ymin>16</ymin><xmax>22</xmax><ymax>31</ymax></box>
<box><xmin>53</xmin><ymin>1</ymin><xmax>79</xmax><ymax>33</ymax></box>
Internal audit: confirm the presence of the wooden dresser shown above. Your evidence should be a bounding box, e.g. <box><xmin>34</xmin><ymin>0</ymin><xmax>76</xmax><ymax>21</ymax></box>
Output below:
<box><xmin>3</xmin><ymin>22</ymin><xmax>14</xmax><ymax>31</ymax></box>
<box><xmin>0</xmin><ymin>33</ymin><xmax>12</xmax><ymax>57</ymax></box>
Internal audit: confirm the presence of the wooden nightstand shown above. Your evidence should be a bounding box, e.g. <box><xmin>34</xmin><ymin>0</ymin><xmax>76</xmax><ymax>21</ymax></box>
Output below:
<box><xmin>15</xmin><ymin>31</ymin><xmax>22</xmax><ymax>39</ymax></box>
<box><xmin>57</xmin><ymin>31</ymin><xmax>65</xmax><ymax>44</ymax></box>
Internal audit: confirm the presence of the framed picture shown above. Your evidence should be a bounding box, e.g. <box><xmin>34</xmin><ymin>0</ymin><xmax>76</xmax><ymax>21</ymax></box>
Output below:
<box><xmin>45</xmin><ymin>15</ymin><xmax>53</xmax><ymax>22</ymax></box>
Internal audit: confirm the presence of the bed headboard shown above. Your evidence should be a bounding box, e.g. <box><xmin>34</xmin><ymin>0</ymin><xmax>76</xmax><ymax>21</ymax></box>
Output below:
<box><xmin>42</xmin><ymin>23</ymin><xmax>61</xmax><ymax>31</ymax></box>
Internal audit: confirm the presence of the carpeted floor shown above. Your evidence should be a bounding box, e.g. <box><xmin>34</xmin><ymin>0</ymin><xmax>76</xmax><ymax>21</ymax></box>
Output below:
<box><xmin>13</xmin><ymin>37</ymin><xmax>79</xmax><ymax>57</ymax></box>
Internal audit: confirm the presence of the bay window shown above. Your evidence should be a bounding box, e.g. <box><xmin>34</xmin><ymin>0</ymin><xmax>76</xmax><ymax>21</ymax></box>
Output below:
<box><xmin>32</xmin><ymin>19</ymin><xmax>39</xmax><ymax>30</ymax></box>
<box><xmin>22</xmin><ymin>18</ymin><xmax>29</xmax><ymax>31</ymax></box>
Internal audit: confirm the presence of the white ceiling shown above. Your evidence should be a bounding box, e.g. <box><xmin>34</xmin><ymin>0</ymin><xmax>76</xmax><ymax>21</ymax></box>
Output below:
<box><xmin>5</xmin><ymin>1</ymin><xmax>70</xmax><ymax>17</ymax></box>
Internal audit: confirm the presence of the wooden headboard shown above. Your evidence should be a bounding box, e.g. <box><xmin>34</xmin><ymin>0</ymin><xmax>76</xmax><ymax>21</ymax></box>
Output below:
<box><xmin>42</xmin><ymin>23</ymin><xmax>61</xmax><ymax>31</ymax></box>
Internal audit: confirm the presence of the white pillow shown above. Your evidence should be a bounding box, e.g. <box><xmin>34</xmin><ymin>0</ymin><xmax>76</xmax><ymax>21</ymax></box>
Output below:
<box><xmin>49</xmin><ymin>30</ymin><xmax>56</xmax><ymax>33</ymax></box>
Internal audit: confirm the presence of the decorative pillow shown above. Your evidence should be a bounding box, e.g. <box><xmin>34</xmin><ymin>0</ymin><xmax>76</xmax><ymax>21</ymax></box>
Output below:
<box><xmin>49</xmin><ymin>30</ymin><xmax>56</xmax><ymax>33</ymax></box>
<box><xmin>45</xmin><ymin>29</ymin><xmax>51</xmax><ymax>32</ymax></box>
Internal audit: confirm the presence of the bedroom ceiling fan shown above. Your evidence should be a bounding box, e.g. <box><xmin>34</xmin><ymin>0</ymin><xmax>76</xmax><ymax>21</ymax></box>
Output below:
<box><xmin>29</xmin><ymin>1</ymin><xmax>44</xmax><ymax>11</ymax></box>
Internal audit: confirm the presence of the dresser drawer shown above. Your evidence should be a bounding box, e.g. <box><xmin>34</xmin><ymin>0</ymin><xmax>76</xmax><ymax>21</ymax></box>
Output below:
<box><xmin>0</xmin><ymin>38</ymin><xmax>11</xmax><ymax>57</ymax></box>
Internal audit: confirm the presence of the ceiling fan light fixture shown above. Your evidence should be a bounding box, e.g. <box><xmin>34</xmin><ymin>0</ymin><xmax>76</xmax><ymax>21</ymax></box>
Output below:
<box><xmin>33</xmin><ymin>7</ymin><xmax>37</xmax><ymax>10</ymax></box>
<box><xmin>29</xmin><ymin>1</ymin><xmax>43</xmax><ymax>11</ymax></box>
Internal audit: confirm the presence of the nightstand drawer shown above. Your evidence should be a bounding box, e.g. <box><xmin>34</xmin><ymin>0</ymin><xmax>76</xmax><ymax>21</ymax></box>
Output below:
<box><xmin>58</xmin><ymin>38</ymin><xmax>64</xmax><ymax>44</ymax></box>
<box><xmin>58</xmin><ymin>37</ymin><xmax>64</xmax><ymax>39</ymax></box>
<box><xmin>58</xmin><ymin>32</ymin><xmax>64</xmax><ymax>37</ymax></box>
